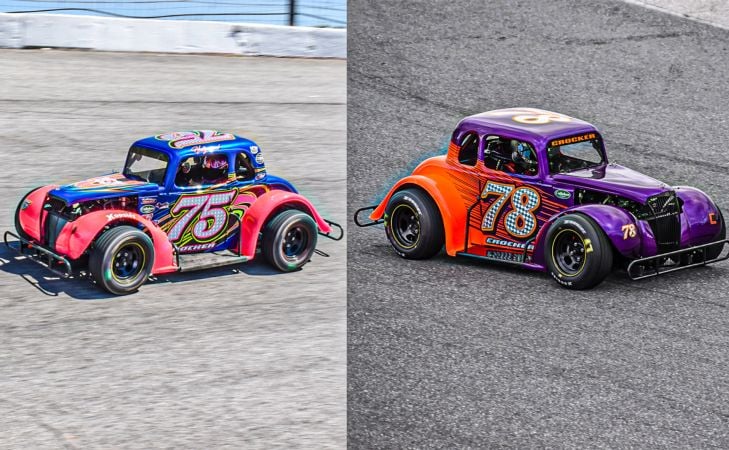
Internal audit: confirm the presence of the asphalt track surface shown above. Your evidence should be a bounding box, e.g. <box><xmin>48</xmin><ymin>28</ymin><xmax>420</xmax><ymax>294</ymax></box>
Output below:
<box><xmin>0</xmin><ymin>50</ymin><xmax>345</xmax><ymax>448</ymax></box>
<box><xmin>349</xmin><ymin>1</ymin><xmax>729</xmax><ymax>447</ymax></box>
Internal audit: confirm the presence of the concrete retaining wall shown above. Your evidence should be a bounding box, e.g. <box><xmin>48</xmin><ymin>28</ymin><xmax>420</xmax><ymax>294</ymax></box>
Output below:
<box><xmin>0</xmin><ymin>13</ymin><xmax>346</xmax><ymax>58</ymax></box>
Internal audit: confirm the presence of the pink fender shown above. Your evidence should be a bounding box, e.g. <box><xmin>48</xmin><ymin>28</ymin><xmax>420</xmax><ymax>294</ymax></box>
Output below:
<box><xmin>54</xmin><ymin>209</ymin><xmax>177</xmax><ymax>274</ymax></box>
<box><xmin>238</xmin><ymin>190</ymin><xmax>331</xmax><ymax>259</ymax></box>
<box><xmin>16</xmin><ymin>185</ymin><xmax>59</xmax><ymax>241</ymax></box>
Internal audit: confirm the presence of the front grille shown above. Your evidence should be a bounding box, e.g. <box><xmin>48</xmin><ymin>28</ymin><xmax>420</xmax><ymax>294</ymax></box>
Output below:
<box><xmin>645</xmin><ymin>192</ymin><xmax>681</xmax><ymax>253</ymax></box>
<box><xmin>44</xmin><ymin>211</ymin><xmax>68</xmax><ymax>251</ymax></box>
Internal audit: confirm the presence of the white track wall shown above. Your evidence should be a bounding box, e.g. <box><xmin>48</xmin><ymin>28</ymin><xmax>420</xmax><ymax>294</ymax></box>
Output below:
<box><xmin>0</xmin><ymin>13</ymin><xmax>345</xmax><ymax>58</ymax></box>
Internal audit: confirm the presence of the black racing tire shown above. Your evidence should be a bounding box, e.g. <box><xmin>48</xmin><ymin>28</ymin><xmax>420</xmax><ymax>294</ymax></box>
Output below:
<box><xmin>262</xmin><ymin>209</ymin><xmax>318</xmax><ymax>272</ymax></box>
<box><xmin>89</xmin><ymin>225</ymin><xmax>154</xmax><ymax>295</ymax></box>
<box><xmin>706</xmin><ymin>207</ymin><xmax>726</xmax><ymax>260</ymax></box>
<box><xmin>544</xmin><ymin>214</ymin><xmax>613</xmax><ymax>290</ymax></box>
<box><xmin>14</xmin><ymin>186</ymin><xmax>42</xmax><ymax>241</ymax></box>
<box><xmin>384</xmin><ymin>188</ymin><xmax>444</xmax><ymax>259</ymax></box>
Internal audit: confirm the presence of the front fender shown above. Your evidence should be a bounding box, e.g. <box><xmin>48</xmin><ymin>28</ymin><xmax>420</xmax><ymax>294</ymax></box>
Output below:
<box><xmin>532</xmin><ymin>204</ymin><xmax>641</xmax><ymax>266</ymax></box>
<box><xmin>238</xmin><ymin>190</ymin><xmax>331</xmax><ymax>259</ymax></box>
<box><xmin>16</xmin><ymin>185</ymin><xmax>59</xmax><ymax>241</ymax></box>
<box><xmin>675</xmin><ymin>186</ymin><xmax>724</xmax><ymax>246</ymax></box>
<box><xmin>54</xmin><ymin>209</ymin><xmax>177</xmax><ymax>275</ymax></box>
<box><xmin>370</xmin><ymin>174</ymin><xmax>466</xmax><ymax>256</ymax></box>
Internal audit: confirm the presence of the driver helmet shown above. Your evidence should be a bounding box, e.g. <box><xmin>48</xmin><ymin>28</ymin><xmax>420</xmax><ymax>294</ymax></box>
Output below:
<box><xmin>202</xmin><ymin>154</ymin><xmax>228</xmax><ymax>181</ymax></box>
<box><xmin>511</xmin><ymin>141</ymin><xmax>535</xmax><ymax>165</ymax></box>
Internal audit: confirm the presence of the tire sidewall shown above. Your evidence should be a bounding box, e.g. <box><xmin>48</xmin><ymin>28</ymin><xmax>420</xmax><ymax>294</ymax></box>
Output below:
<box><xmin>385</xmin><ymin>190</ymin><xmax>439</xmax><ymax>258</ymax></box>
<box><xmin>95</xmin><ymin>228</ymin><xmax>154</xmax><ymax>295</ymax></box>
<box><xmin>544</xmin><ymin>214</ymin><xmax>610</xmax><ymax>289</ymax></box>
<box><xmin>268</xmin><ymin>211</ymin><xmax>317</xmax><ymax>271</ymax></box>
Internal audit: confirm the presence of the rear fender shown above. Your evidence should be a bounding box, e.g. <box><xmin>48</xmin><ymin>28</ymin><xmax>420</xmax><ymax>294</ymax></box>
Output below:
<box><xmin>54</xmin><ymin>209</ymin><xmax>177</xmax><ymax>274</ymax></box>
<box><xmin>370</xmin><ymin>175</ymin><xmax>465</xmax><ymax>256</ymax></box>
<box><xmin>16</xmin><ymin>185</ymin><xmax>59</xmax><ymax>241</ymax></box>
<box><xmin>238</xmin><ymin>190</ymin><xmax>331</xmax><ymax>259</ymax></box>
<box><xmin>532</xmin><ymin>204</ymin><xmax>641</xmax><ymax>266</ymax></box>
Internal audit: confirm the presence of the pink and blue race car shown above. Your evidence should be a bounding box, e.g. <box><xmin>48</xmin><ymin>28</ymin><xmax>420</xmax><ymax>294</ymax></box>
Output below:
<box><xmin>6</xmin><ymin>130</ymin><xmax>342</xmax><ymax>294</ymax></box>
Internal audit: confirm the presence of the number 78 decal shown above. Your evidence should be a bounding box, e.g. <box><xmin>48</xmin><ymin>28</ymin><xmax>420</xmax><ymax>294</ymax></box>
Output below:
<box><xmin>481</xmin><ymin>181</ymin><xmax>541</xmax><ymax>238</ymax></box>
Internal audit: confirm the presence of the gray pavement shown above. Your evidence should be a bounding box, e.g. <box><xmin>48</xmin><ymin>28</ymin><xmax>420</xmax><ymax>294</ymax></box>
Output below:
<box><xmin>348</xmin><ymin>0</ymin><xmax>729</xmax><ymax>447</ymax></box>
<box><xmin>0</xmin><ymin>49</ymin><xmax>345</xmax><ymax>448</ymax></box>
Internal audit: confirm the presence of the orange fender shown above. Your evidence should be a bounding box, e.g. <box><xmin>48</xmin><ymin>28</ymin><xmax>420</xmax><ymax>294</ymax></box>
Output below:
<box><xmin>370</xmin><ymin>173</ymin><xmax>471</xmax><ymax>256</ymax></box>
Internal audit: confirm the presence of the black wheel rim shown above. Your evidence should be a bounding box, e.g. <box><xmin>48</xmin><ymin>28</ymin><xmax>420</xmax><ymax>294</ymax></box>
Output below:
<box><xmin>112</xmin><ymin>243</ymin><xmax>144</xmax><ymax>280</ymax></box>
<box><xmin>282</xmin><ymin>225</ymin><xmax>310</xmax><ymax>258</ymax></box>
<box><xmin>553</xmin><ymin>229</ymin><xmax>586</xmax><ymax>275</ymax></box>
<box><xmin>391</xmin><ymin>204</ymin><xmax>420</xmax><ymax>248</ymax></box>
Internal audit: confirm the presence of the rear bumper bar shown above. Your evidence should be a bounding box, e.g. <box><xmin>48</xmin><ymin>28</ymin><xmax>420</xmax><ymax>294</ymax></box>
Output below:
<box><xmin>353</xmin><ymin>205</ymin><xmax>383</xmax><ymax>227</ymax></box>
<box><xmin>627</xmin><ymin>239</ymin><xmax>729</xmax><ymax>280</ymax></box>
<box><xmin>3</xmin><ymin>230</ymin><xmax>72</xmax><ymax>278</ymax></box>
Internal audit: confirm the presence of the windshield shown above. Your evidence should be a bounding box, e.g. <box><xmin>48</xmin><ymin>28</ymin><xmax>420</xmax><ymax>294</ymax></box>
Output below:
<box><xmin>547</xmin><ymin>133</ymin><xmax>605</xmax><ymax>174</ymax></box>
<box><xmin>123</xmin><ymin>146</ymin><xmax>168</xmax><ymax>185</ymax></box>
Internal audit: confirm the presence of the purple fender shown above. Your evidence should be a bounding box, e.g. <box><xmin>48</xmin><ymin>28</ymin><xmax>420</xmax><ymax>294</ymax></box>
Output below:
<box><xmin>532</xmin><ymin>204</ymin><xmax>641</xmax><ymax>267</ymax></box>
<box><xmin>237</xmin><ymin>190</ymin><xmax>332</xmax><ymax>259</ymax></box>
<box><xmin>674</xmin><ymin>186</ymin><xmax>724</xmax><ymax>246</ymax></box>
<box><xmin>54</xmin><ymin>209</ymin><xmax>178</xmax><ymax>274</ymax></box>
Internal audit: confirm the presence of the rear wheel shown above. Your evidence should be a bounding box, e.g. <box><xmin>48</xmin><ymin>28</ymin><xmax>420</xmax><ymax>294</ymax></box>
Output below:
<box><xmin>545</xmin><ymin>214</ymin><xmax>613</xmax><ymax>289</ymax></box>
<box><xmin>706</xmin><ymin>208</ymin><xmax>726</xmax><ymax>260</ymax></box>
<box><xmin>262</xmin><ymin>209</ymin><xmax>318</xmax><ymax>272</ymax></box>
<box><xmin>384</xmin><ymin>188</ymin><xmax>444</xmax><ymax>259</ymax></box>
<box><xmin>89</xmin><ymin>226</ymin><xmax>154</xmax><ymax>295</ymax></box>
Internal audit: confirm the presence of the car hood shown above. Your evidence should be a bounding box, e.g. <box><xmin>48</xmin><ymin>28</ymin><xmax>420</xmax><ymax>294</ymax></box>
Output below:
<box><xmin>48</xmin><ymin>173</ymin><xmax>160</xmax><ymax>204</ymax></box>
<box><xmin>552</xmin><ymin>163</ymin><xmax>671</xmax><ymax>203</ymax></box>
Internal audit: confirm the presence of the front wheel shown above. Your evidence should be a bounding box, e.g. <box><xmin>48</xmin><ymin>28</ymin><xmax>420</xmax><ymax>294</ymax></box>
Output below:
<box><xmin>262</xmin><ymin>209</ymin><xmax>318</xmax><ymax>272</ymax></box>
<box><xmin>89</xmin><ymin>226</ymin><xmax>154</xmax><ymax>295</ymax></box>
<box><xmin>544</xmin><ymin>214</ymin><xmax>613</xmax><ymax>290</ymax></box>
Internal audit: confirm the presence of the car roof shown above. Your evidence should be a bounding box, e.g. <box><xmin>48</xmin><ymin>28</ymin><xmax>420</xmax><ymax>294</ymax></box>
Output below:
<box><xmin>456</xmin><ymin>108</ymin><xmax>598</xmax><ymax>145</ymax></box>
<box><xmin>131</xmin><ymin>131</ymin><xmax>258</xmax><ymax>159</ymax></box>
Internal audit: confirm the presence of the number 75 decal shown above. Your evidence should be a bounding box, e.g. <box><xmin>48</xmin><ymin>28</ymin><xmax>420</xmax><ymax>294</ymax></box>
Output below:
<box><xmin>481</xmin><ymin>181</ymin><xmax>541</xmax><ymax>238</ymax></box>
<box><xmin>167</xmin><ymin>190</ymin><xmax>237</xmax><ymax>243</ymax></box>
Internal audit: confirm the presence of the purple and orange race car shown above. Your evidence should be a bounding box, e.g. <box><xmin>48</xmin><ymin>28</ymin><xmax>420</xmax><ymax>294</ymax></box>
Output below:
<box><xmin>355</xmin><ymin>108</ymin><xmax>728</xmax><ymax>289</ymax></box>
<box><xmin>6</xmin><ymin>130</ymin><xmax>342</xmax><ymax>294</ymax></box>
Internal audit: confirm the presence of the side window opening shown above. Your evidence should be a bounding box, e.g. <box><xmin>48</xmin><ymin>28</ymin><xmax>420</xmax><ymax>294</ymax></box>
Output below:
<box><xmin>458</xmin><ymin>132</ymin><xmax>479</xmax><ymax>166</ymax></box>
<box><xmin>175</xmin><ymin>154</ymin><xmax>229</xmax><ymax>188</ymax></box>
<box><xmin>235</xmin><ymin>152</ymin><xmax>255</xmax><ymax>181</ymax></box>
<box><xmin>483</xmin><ymin>135</ymin><xmax>538</xmax><ymax>176</ymax></box>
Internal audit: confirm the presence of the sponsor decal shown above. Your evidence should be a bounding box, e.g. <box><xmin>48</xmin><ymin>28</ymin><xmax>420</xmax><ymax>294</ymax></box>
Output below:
<box><xmin>20</xmin><ymin>199</ymin><xmax>31</xmax><ymax>210</ymax></box>
<box><xmin>250</xmin><ymin>146</ymin><xmax>259</xmax><ymax>154</ymax></box>
<box><xmin>139</xmin><ymin>204</ymin><xmax>155</xmax><ymax>214</ymax></box>
<box><xmin>191</xmin><ymin>144</ymin><xmax>221</xmax><ymax>154</ymax></box>
<box><xmin>486</xmin><ymin>237</ymin><xmax>535</xmax><ymax>250</ymax></box>
<box><xmin>178</xmin><ymin>242</ymin><xmax>216</xmax><ymax>253</ymax></box>
<box><xmin>486</xmin><ymin>250</ymin><xmax>524</xmax><ymax>263</ymax></box>
<box><xmin>140</xmin><ymin>197</ymin><xmax>157</xmax><ymax>205</ymax></box>
<box><xmin>156</xmin><ymin>201</ymin><xmax>169</xmax><ymax>209</ymax></box>
<box><xmin>106</xmin><ymin>212</ymin><xmax>138</xmax><ymax>222</ymax></box>
<box><xmin>621</xmin><ymin>224</ymin><xmax>637</xmax><ymax>240</ymax></box>
<box><xmin>255</xmin><ymin>172</ymin><xmax>266</xmax><ymax>180</ymax></box>
<box><xmin>255</xmin><ymin>153</ymin><xmax>264</xmax><ymax>164</ymax></box>
<box><xmin>554</xmin><ymin>189</ymin><xmax>571</xmax><ymax>200</ymax></box>
<box><xmin>549</xmin><ymin>133</ymin><xmax>596</xmax><ymax>148</ymax></box>
<box><xmin>142</xmin><ymin>213</ymin><xmax>154</xmax><ymax>220</ymax></box>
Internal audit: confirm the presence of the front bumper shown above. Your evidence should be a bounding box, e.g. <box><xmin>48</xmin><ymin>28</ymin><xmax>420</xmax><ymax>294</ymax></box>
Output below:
<box><xmin>4</xmin><ymin>230</ymin><xmax>72</xmax><ymax>278</ymax></box>
<box><xmin>627</xmin><ymin>239</ymin><xmax>729</xmax><ymax>280</ymax></box>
